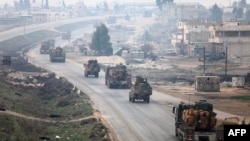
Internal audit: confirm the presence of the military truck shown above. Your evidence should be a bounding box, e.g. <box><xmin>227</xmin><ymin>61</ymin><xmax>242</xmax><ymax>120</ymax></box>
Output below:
<box><xmin>105</xmin><ymin>64</ymin><xmax>131</xmax><ymax>89</ymax></box>
<box><xmin>48</xmin><ymin>39</ymin><xmax>55</xmax><ymax>48</ymax></box>
<box><xmin>40</xmin><ymin>41</ymin><xmax>50</xmax><ymax>54</ymax></box>
<box><xmin>40</xmin><ymin>39</ymin><xmax>55</xmax><ymax>54</ymax></box>
<box><xmin>172</xmin><ymin>100</ymin><xmax>223</xmax><ymax>141</ymax></box>
<box><xmin>49</xmin><ymin>47</ymin><xmax>66</xmax><ymax>62</ymax></box>
<box><xmin>83</xmin><ymin>60</ymin><xmax>100</xmax><ymax>77</ymax></box>
<box><xmin>62</xmin><ymin>31</ymin><xmax>71</xmax><ymax>40</ymax></box>
<box><xmin>129</xmin><ymin>76</ymin><xmax>152</xmax><ymax>103</ymax></box>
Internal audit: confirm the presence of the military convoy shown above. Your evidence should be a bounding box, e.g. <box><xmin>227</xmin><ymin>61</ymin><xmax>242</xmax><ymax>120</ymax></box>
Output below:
<box><xmin>129</xmin><ymin>76</ymin><xmax>152</xmax><ymax>103</ymax></box>
<box><xmin>49</xmin><ymin>47</ymin><xmax>66</xmax><ymax>62</ymax></box>
<box><xmin>105</xmin><ymin>64</ymin><xmax>131</xmax><ymax>89</ymax></box>
<box><xmin>84</xmin><ymin>60</ymin><xmax>100</xmax><ymax>77</ymax></box>
<box><xmin>172</xmin><ymin>100</ymin><xmax>223</xmax><ymax>141</ymax></box>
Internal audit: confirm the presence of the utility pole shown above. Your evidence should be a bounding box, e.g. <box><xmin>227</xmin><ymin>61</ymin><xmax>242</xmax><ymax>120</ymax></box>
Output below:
<box><xmin>203</xmin><ymin>46</ymin><xmax>205</xmax><ymax>75</ymax></box>
<box><xmin>225</xmin><ymin>46</ymin><xmax>228</xmax><ymax>76</ymax></box>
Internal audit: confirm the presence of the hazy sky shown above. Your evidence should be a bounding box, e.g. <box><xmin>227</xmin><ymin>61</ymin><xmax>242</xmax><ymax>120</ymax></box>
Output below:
<box><xmin>0</xmin><ymin>0</ymin><xmax>249</xmax><ymax>8</ymax></box>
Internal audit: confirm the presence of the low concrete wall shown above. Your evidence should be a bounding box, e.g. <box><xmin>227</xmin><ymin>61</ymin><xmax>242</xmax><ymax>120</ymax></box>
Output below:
<box><xmin>232</xmin><ymin>77</ymin><xmax>245</xmax><ymax>87</ymax></box>
<box><xmin>195</xmin><ymin>76</ymin><xmax>220</xmax><ymax>92</ymax></box>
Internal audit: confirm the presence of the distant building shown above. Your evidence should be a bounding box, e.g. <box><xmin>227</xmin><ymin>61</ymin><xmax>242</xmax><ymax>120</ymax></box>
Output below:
<box><xmin>172</xmin><ymin>20</ymin><xmax>210</xmax><ymax>57</ymax></box>
<box><xmin>208</xmin><ymin>21</ymin><xmax>250</xmax><ymax>62</ymax></box>
<box><xmin>161</xmin><ymin>3</ymin><xmax>207</xmax><ymax>23</ymax></box>
<box><xmin>0</xmin><ymin>17</ymin><xmax>20</xmax><ymax>25</ymax></box>
<box><xmin>32</xmin><ymin>13</ymin><xmax>47</xmax><ymax>23</ymax></box>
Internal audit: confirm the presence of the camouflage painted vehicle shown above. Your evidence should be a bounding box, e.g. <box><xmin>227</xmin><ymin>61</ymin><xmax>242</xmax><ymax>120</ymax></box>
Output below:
<box><xmin>105</xmin><ymin>64</ymin><xmax>131</xmax><ymax>89</ymax></box>
<box><xmin>49</xmin><ymin>47</ymin><xmax>66</xmax><ymax>62</ymax></box>
<box><xmin>172</xmin><ymin>100</ymin><xmax>221</xmax><ymax>141</ymax></box>
<box><xmin>40</xmin><ymin>39</ymin><xmax>55</xmax><ymax>54</ymax></box>
<box><xmin>84</xmin><ymin>60</ymin><xmax>100</xmax><ymax>78</ymax></box>
<box><xmin>40</xmin><ymin>41</ymin><xmax>50</xmax><ymax>54</ymax></box>
<box><xmin>129</xmin><ymin>76</ymin><xmax>152</xmax><ymax>103</ymax></box>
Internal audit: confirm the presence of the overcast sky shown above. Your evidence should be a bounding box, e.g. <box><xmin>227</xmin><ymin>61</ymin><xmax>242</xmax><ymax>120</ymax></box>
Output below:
<box><xmin>0</xmin><ymin>0</ymin><xmax>249</xmax><ymax>8</ymax></box>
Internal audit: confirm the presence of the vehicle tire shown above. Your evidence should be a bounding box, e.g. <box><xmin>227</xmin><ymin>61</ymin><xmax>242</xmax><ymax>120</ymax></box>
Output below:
<box><xmin>179</xmin><ymin>134</ymin><xmax>183</xmax><ymax>141</ymax></box>
<box><xmin>147</xmin><ymin>97</ymin><xmax>150</xmax><ymax>103</ymax></box>
<box><xmin>132</xmin><ymin>97</ymin><xmax>135</xmax><ymax>103</ymax></box>
<box><xmin>175</xmin><ymin>127</ymin><xmax>178</xmax><ymax>137</ymax></box>
<box><xmin>129</xmin><ymin>96</ymin><xmax>131</xmax><ymax>102</ymax></box>
<box><xmin>96</xmin><ymin>73</ymin><xmax>99</xmax><ymax>78</ymax></box>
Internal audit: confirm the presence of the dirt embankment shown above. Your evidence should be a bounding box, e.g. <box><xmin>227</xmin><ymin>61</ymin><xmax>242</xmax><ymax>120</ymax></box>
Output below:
<box><xmin>0</xmin><ymin>39</ymin><xmax>114</xmax><ymax>141</ymax></box>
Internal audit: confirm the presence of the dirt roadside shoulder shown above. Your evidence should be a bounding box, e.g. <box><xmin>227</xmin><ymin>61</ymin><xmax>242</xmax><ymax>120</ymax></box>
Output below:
<box><xmin>152</xmin><ymin>84</ymin><xmax>250</xmax><ymax>121</ymax></box>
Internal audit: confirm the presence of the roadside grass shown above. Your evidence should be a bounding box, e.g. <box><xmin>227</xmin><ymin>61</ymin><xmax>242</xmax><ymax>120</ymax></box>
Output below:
<box><xmin>230</xmin><ymin>95</ymin><xmax>250</xmax><ymax>101</ymax></box>
<box><xmin>0</xmin><ymin>72</ymin><xmax>93</xmax><ymax>119</ymax></box>
<box><xmin>0</xmin><ymin>28</ymin><xmax>111</xmax><ymax>140</ymax></box>
<box><xmin>0</xmin><ymin>114</ymin><xmax>108</xmax><ymax>141</ymax></box>
<box><xmin>0</xmin><ymin>30</ymin><xmax>59</xmax><ymax>55</ymax></box>
<box><xmin>55</xmin><ymin>21</ymin><xmax>93</xmax><ymax>32</ymax></box>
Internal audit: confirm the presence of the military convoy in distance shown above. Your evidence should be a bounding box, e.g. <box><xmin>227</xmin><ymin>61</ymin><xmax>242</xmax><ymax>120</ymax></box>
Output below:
<box><xmin>49</xmin><ymin>47</ymin><xmax>66</xmax><ymax>62</ymax></box>
<box><xmin>84</xmin><ymin>60</ymin><xmax>100</xmax><ymax>77</ymax></box>
<box><xmin>105</xmin><ymin>64</ymin><xmax>131</xmax><ymax>89</ymax></box>
<box><xmin>40</xmin><ymin>39</ymin><xmax>55</xmax><ymax>54</ymax></box>
<box><xmin>129</xmin><ymin>76</ymin><xmax>152</xmax><ymax>103</ymax></box>
<box><xmin>61</xmin><ymin>30</ymin><xmax>71</xmax><ymax>40</ymax></box>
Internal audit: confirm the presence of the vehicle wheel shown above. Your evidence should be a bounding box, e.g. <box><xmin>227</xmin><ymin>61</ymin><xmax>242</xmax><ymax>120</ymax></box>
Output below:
<box><xmin>129</xmin><ymin>96</ymin><xmax>131</xmax><ymax>101</ymax></box>
<box><xmin>132</xmin><ymin>97</ymin><xmax>135</xmax><ymax>103</ymax></box>
<box><xmin>175</xmin><ymin>127</ymin><xmax>178</xmax><ymax>137</ymax></box>
<box><xmin>147</xmin><ymin>97</ymin><xmax>150</xmax><ymax>103</ymax></box>
<box><xmin>108</xmin><ymin>83</ymin><xmax>112</xmax><ymax>89</ymax></box>
<box><xmin>96</xmin><ymin>73</ymin><xmax>99</xmax><ymax>78</ymax></box>
<box><xmin>179</xmin><ymin>134</ymin><xmax>183</xmax><ymax>141</ymax></box>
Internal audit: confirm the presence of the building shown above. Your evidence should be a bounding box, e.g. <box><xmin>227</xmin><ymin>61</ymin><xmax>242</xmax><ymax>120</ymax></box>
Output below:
<box><xmin>161</xmin><ymin>3</ymin><xmax>206</xmax><ymax>23</ymax></box>
<box><xmin>172</xmin><ymin>20</ymin><xmax>210</xmax><ymax>57</ymax></box>
<box><xmin>32</xmin><ymin>13</ymin><xmax>47</xmax><ymax>23</ymax></box>
<box><xmin>208</xmin><ymin>21</ymin><xmax>250</xmax><ymax>62</ymax></box>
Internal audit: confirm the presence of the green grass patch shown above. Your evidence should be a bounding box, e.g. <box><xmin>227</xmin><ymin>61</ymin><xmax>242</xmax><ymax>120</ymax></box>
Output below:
<box><xmin>0</xmin><ymin>73</ymin><xmax>93</xmax><ymax>119</ymax></box>
<box><xmin>230</xmin><ymin>95</ymin><xmax>250</xmax><ymax>101</ymax></box>
<box><xmin>0</xmin><ymin>115</ymin><xmax>109</xmax><ymax>141</ymax></box>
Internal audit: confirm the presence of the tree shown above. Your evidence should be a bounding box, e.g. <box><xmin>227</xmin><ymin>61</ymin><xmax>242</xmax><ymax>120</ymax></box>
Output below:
<box><xmin>103</xmin><ymin>1</ymin><xmax>109</xmax><ymax>12</ymax></box>
<box><xmin>233</xmin><ymin>7</ymin><xmax>243</xmax><ymax>19</ymax></box>
<box><xmin>239</xmin><ymin>0</ymin><xmax>247</xmax><ymax>7</ymax></box>
<box><xmin>46</xmin><ymin>0</ymin><xmax>49</xmax><ymax>9</ymax></box>
<box><xmin>245</xmin><ymin>10</ymin><xmax>250</xmax><ymax>22</ymax></box>
<box><xmin>209</xmin><ymin>4</ymin><xmax>223</xmax><ymax>22</ymax></box>
<box><xmin>141</xmin><ymin>43</ymin><xmax>154</xmax><ymax>54</ymax></box>
<box><xmin>156</xmin><ymin>0</ymin><xmax>174</xmax><ymax>10</ymax></box>
<box><xmin>90</xmin><ymin>23</ymin><xmax>112</xmax><ymax>56</ymax></box>
<box><xmin>140</xmin><ymin>43</ymin><xmax>157</xmax><ymax>60</ymax></box>
<box><xmin>24</xmin><ymin>0</ymin><xmax>30</xmax><ymax>9</ymax></box>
